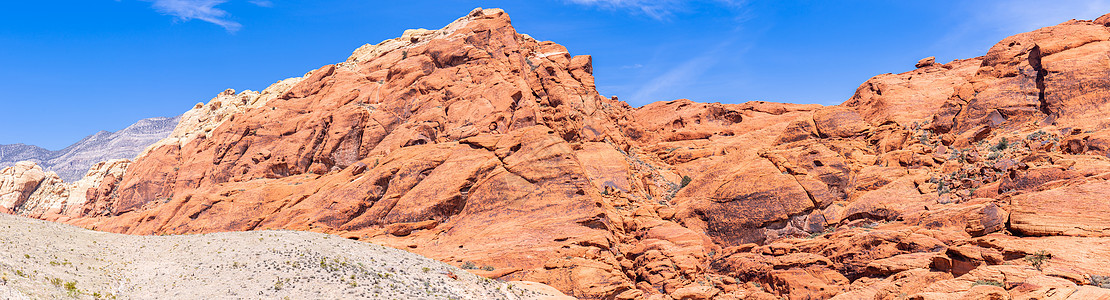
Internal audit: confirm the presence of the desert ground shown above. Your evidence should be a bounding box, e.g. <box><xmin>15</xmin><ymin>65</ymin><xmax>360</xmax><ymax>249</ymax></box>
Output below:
<box><xmin>0</xmin><ymin>213</ymin><xmax>570</xmax><ymax>299</ymax></box>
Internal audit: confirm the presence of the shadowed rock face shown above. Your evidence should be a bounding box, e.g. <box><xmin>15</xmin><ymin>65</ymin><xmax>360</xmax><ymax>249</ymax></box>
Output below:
<box><xmin>6</xmin><ymin>7</ymin><xmax>1110</xmax><ymax>299</ymax></box>
<box><xmin>0</xmin><ymin>116</ymin><xmax>179</xmax><ymax>182</ymax></box>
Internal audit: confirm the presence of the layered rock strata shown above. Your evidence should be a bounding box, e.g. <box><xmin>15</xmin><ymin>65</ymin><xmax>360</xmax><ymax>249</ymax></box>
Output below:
<box><xmin>4</xmin><ymin>8</ymin><xmax>1110</xmax><ymax>300</ymax></box>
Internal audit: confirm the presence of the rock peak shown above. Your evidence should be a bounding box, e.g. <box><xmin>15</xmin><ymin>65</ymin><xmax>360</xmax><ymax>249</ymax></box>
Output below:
<box><xmin>347</xmin><ymin>7</ymin><xmax>511</xmax><ymax>63</ymax></box>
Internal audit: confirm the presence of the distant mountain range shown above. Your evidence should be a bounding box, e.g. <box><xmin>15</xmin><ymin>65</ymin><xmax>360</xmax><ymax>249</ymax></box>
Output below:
<box><xmin>0</xmin><ymin>116</ymin><xmax>180</xmax><ymax>182</ymax></box>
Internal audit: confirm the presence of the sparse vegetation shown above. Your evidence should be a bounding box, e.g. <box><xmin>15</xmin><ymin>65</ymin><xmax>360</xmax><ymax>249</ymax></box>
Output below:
<box><xmin>1026</xmin><ymin>130</ymin><xmax>1047</xmax><ymax>140</ymax></box>
<box><xmin>987</xmin><ymin>152</ymin><xmax>1001</xmax><ymax>160</ymax></box>
<box><xmin>973</xmin><ymin>280</ymin><xmax>1004</xmax><ymax>287</ymax></box>
<box><xmin>808</xmin><ymin>226</ymin><xmax>835</xmax><ymax>239</ymax></box>
<box><xmin>461</xmin><ymin>261</ymin><xmax>477</xmax><ymax>269</ymax></box>
<box><xmin>64</xmin><ymin>280</ymin><xmax>79</xmax><ymax>296</ymax></box>
<box><xmin>1025</xmin><ymin>250</ymin><xmax>1051</xmax><ymax>270</ymax></box>
<box><xmin>918</xmin><ymin>131</ymin><xmax>933</xmax><ymax>146</ymax></box>
<box><xmin>990</xmin><ymin>137</ymin><xmax>1009</xmax><ymax>152</ymax></box>
<box><xmin>1090</xmin><ymin>275</ymin><xmax>1110</xmax><ymax>289</ymax></box>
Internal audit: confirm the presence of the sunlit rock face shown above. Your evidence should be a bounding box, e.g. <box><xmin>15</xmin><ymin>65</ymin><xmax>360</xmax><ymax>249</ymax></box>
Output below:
<box><xmin>9</xmin><ymin>8</ymin><xmax>1110</xmax><ymax>299</ymax></box>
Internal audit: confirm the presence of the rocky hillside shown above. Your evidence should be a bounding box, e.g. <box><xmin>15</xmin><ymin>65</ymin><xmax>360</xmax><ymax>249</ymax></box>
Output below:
<box><xmin>0</xmin><ymin>144</ymin><xmax>51</xmax><ymax>167</ymax></box>
<box><xmin>0</xmin><ymin>213</ymin><xmax>570</xmax><ymax>299</ymax></box>
<box><xmin>0</xmin><ymin>116</ymin><xmax>179</xmax><ymax>182</ymax></box>
<box><xmin>3</xmin><ymin>7</ymin><xmax>1110</xmax><ymax>299</ymax></box>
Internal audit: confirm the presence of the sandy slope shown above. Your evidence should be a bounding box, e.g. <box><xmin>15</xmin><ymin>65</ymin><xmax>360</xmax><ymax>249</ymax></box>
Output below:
<box><xmin>0</xmin><ymin>214</ymin><xmax>571</xmax><ymax>299</ymax></box>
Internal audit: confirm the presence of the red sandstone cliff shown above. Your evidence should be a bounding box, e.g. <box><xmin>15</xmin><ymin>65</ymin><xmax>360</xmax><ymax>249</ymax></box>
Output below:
<box><xmin>5</xmin><ymin>7</ymin><xmax>1110</xmax><ymax>299</ymax></box>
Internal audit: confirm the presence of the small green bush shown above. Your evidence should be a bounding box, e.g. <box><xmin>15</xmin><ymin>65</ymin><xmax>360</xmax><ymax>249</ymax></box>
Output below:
<box><xmin>64</xmin><ymin>281</ymin><xmax>79</xmax><ymax>296</ymax></box>
<box><xmin>1025</xmin><ymin>250</ymin><xmax>1051</xmax><ymax>270</ymax></box>
<box><xmin>990</xmin><ymin>137</ymin><xmax>1009</xmax><ymax>152</ymax></box>
<box><xmin>461</xmin><ymin>261</ymin><xmax>477</xmax><ymax>269</ymax></box>
<box><xmin>973</xmin><ymin>280</ymin><xmax>1004</xmax><ymax>287</ymax></box>
<box><xmin>1026</xmin><ymin>131</ymin><xmax>1046</xmax><ymax>140</ymax></box>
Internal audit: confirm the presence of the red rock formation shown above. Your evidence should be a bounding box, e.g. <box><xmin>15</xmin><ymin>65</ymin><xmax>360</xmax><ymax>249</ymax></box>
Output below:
<box><xmin>11</xmin><ymin>8</ymin><xmax>1110</xmax><ymax>299</ymax></box>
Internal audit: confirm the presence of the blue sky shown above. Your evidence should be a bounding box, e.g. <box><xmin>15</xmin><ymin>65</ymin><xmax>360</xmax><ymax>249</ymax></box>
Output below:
<box><xmin>2</xmin><ymin>0</ymin><xmax>1108</xmax><ymax>149</ymax></box>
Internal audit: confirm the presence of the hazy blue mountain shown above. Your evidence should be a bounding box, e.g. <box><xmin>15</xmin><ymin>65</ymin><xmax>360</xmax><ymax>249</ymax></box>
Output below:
<box><xmin>0</xmin><ymin>116</ymin><xmax>180</xmax><ymax>182</ymax></box>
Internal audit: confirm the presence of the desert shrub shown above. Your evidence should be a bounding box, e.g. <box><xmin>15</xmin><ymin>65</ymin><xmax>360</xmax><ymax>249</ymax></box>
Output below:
<box><xmin>680</xmin><ymin>175</ymin><xmax>692</xmax><ymax>188</ymax></box>
<box><xmin>461</xmin><ymin>261</ymin><xmax>477</xmax><ymax>269</ymax></box>
<box><xmin>64</xmin><ymin>281</ymin><xmax>79</xmax><ymax>296</ymax></box>
<box><xmin>973</xmin><ymin>280</ymin><xmax>1004</xmax><ymax>287</ymax></box>
<box><xmin>1025</xmin><ymin>250</ymin><xmax>1051</xmax><ymax>270</ymax></box>
<box><xmin>807</xmin><ymin>227</ymin><xmax>834</xmax><ymax>239</ymax></box>
<box><xmin>948</xmin><ymin>149</ymin><xmax>962</xmax><ymax>161</ymax></box>
<box><xmin>1089</xmin><ymin>275</ymin><xmax>1110</xmax><ymax>289</ymax></box>
<box><xmin>990</xmin><ymin>137</ymin><xmax>1009</xmax><ymax>152</ymax></box>
<box><xmin>1026</xmin><ymin>130</ymin><xmax>1046</xmax><ymax>140</ymax></box>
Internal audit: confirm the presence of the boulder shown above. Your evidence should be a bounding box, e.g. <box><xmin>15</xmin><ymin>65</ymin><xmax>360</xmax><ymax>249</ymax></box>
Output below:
<box><xmin>1010</xmin><ymin>180</ymin><xmax>1110</xmax><ymax>237</ymax></box>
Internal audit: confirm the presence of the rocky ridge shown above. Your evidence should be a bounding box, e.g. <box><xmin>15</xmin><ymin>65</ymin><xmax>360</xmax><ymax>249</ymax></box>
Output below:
<box><xmin>0</xmin><ymin>116</ymin><xmax>179</xmax><ymax>182</ymax></box>
<box><xmin>3</xmin><ymin>7</ymin><xmax>1110</xmax><ymax>299</ymax></box>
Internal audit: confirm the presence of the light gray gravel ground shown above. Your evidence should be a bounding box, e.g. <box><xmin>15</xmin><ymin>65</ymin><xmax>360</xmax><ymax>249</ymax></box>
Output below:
<box><xmin>0</xmin><ymin>214</ymin><xmax>571</xmax><ymax>299</ymax></box>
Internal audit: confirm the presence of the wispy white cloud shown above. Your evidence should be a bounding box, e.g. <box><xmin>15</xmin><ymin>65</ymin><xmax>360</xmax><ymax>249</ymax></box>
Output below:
<box><xmin>141</xmin><ymin>0</ymin><xmax>240</xmax><ymax>32</ymax></box>
<box><xmin>927</xmin><ymin>1</ymin><xmax>1110</xmax><ymax>61</ymax></box>
<box><xmin>628</xmin><ymin>39</ymin><xmax>739</xmax><ymax>103</ymax></box>
<box><xmin>566</xmin><ymin>0</ymin><xmax>743</xmax><ymax>20</ymax></box>
<box><xmin>970</xmin><ymin>0</ymin><xmax>1110</xmax><ymax>33</ymax></box>
<box><xmin>629</xmin><ymin>55</ymin><xmax>716</xmax><ymax>102</ymax></box>
<box><xmin>248</xmin><ymin>0</ymin><xmax>273</xmax><ymax>7</ymax></box>
<box><xmin>140</xmin><ymin>0</ymin><xmax>274</xmax><ymax>32</ymax></box>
